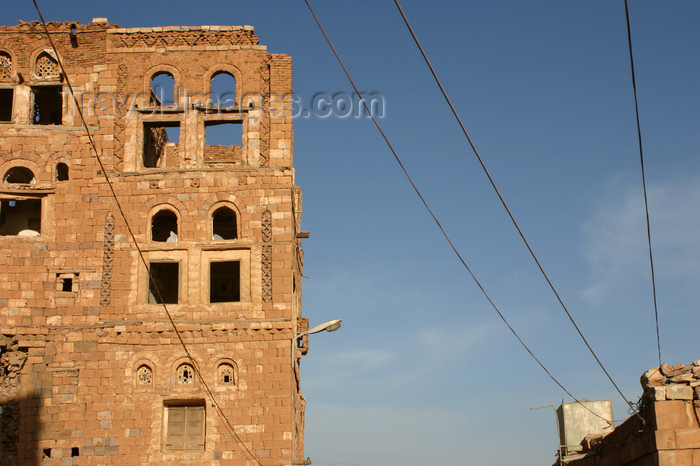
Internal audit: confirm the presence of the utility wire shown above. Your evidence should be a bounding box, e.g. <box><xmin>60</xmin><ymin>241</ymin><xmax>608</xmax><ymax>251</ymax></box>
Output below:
<box><xmin>31</xmin><ymin>2</ymin><xmax>263</xmax><ymax>463</ymax></box>
<box><xmin>392</xmin><ymin>0</ymin><xmax>639</xmax><ymax>414</ymax></box>
<box><xmin>623</xmin><ymin>0</ymin><xmax>662</xmax><ymax>367</ymax></box>
<box><xmin>302</xmin><ymin>0</ymin><xmax>616</xmax><ymax>425</ymax></box>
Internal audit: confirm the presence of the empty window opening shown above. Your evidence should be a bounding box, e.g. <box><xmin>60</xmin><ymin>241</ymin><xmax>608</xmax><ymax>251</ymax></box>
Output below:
<box><xmin>212</xmin><ymin>206</ymin><xmax>237</xmax><ymax>240</ymax></box>
<box><xmin>151</xmin><ymin>210</ymin><xmax>178</xmax><ymax>242</ymax></box>
<box><xmin>137</xmin><ymin>365</ymin><xmax>153</xmax><ymax>385</ymax></box>
<box><xmin>143</xmin><ymin>122</ymin><xmax>180</xmax><ymax>168</ymax></box>
<box><xmin>217</xmin><ymin>363</ymin><xmax>235</xmax><ymax>385</ymax></box>
<box><xmin>56</xmin><ymin>162</ymin><xmax>69</xmax><ymax>181</ymax></box>
<box><xmin>0</xmin><ymin>88</ymin><xmax>12</xmax><ymax>121</ymax></box>
<box><xmin>4</xmin><ymin>167</ymin><xmax>35</xmax><ymax>184</ymax></box>
<box><xmin>42</xmin><ymin>448</ymin><xmax>51</xmax><ymax>458</ymax></box>
<box><xmin>210</xmin><ymin>261</ymin><xmax>240</xmax><ymax>303</ymax></box>
<box><xmin>32</xmin><ymin>86</ymin><xmax>62</xmax><ymax>125</ymax></box>
<box><xmin>150</xmin><ymin>72</ymin><xmax>175</xmax><ymax>107</ymax></box>
<box><xmin>164</xmin><ymin>403</ymin><xmax>205</xmax><ymax>450</ymax></box>
<box><xmin>0</xmin><ymin>52</ymin><xmax>11</xmax><ymax>80</ymax></box>
<box><xmin>56</xmin><ymin>273</ymin><xmax>78</xmax><ymax>293</ymax></box>
<box><xmin>61</xmin><ymin>278</ymin><xmax>73</xmax><ymax>292</ymax></box>
<box><xmin>210</xmin><ymin>72</ymin><xmax>236</xmax><ymax>108</ymax></box>
<box><xmin>71</xmin><ymin>447</ymin><xmax>79</xmax><ymax>457</ymax></box>
<box><xmin>204</xmin><ymin>121</ymin><xmax>242</xmax><ymax>162</ymax></box>
<box><xmin>0</xmin><ymin>199</ymin><xmax>41</xmax><ymax>236</ymax></box>
<box><xmin>148</xmin><ymin>262</ymin><xmax>179</xmax><ymax>304</ymax></box>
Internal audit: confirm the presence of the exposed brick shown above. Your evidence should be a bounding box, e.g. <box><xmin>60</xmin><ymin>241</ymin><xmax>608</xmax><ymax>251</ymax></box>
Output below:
<box><xmin>0</xmin><ymin>19</ymin><xmax>308</xmax><ymax>465</ymax></box>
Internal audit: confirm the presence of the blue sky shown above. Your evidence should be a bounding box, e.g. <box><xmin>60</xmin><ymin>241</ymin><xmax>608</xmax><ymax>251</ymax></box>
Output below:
<box><xmin>5</xmin><ymin>1</ymin><xmax>699</xmax><ymax>464</ymax></box>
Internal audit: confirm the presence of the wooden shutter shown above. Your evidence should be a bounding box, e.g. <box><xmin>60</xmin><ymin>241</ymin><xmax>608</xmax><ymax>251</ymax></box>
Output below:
<box><xmin>165</xmin><ymin>405</ymin><xmax>205</xmax><ymax>450</ymax></box>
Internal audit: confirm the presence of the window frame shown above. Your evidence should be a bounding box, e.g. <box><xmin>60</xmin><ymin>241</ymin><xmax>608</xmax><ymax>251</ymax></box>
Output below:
<box><xmin>140</xmin><ymin>251</ymin><xmax>188</xmax><ymax>306</ymax></box>
<box><xmin>201</xmin><ymin>249</ymin><xmax>250</xmax><ymax>305</ymax></box>
<box><xmin>162</xmin><ymin>402</ymin><xmax>206</xmax><ymax>451</ymax></box>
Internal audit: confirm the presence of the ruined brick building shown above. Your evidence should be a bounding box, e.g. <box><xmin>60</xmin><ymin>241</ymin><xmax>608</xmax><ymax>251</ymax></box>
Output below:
<box><xmin>0</xmin><ymin>18</ymin><xmax>310</xmax><ymax>464</ymax></box>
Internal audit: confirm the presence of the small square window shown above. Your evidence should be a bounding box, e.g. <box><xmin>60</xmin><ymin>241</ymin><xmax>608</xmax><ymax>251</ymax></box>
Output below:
<box><xmin>210</xmin><ymin>261</ymin><xmax>240</xmax><ymax>303</ymax></box>
<box><xmin>164</xmin><ymin>404</ymin><xmax>205</xmax><ymax>450</ymax></box>
<box><xmin>148</xmin><ymin>262</ymin><xmax>179</xmax><ymax>304</ymax></box>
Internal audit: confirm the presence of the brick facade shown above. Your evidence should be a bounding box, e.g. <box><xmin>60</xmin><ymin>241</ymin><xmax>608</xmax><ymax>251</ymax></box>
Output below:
<box><xmin>0</xmin><ymin>19</ymin><xmax>307</xmax><ymax>465</ymax></box>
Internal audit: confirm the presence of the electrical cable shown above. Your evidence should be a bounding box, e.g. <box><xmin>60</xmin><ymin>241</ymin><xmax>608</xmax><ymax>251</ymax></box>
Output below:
<box><xmin>623</xmin><ymin>0</ymin><xmax>662</xmax><ymax>367</ymax></box>
<box><xmin>302</xmin><ymin>0</ymin><xmax>617</xmax><ymax>426</ymax></box>
<box><xmin>391</xmin><ymin>0</ymin><xmax>640</xmax><ymax>417</ymax></box>
<box><xmin>31</xmin><ymin>2</ymin><xmax>264</xmax><ymax>463</ymax></box>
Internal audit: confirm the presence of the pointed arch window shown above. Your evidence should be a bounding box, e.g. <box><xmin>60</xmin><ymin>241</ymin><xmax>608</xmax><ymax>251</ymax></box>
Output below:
<box><xmin>150</xmin><ymin>72</ymin><xmax>175</xmax><ymax>107</ymax></box>
<box><xmin>212</xmin><ymin>206</ymin><xmax>237</xmax><ymax>240</ymax></box>
<box><xmin>176</xmin><ymin>364</ymin><xmax>195</xmax><ymax>384</ymax></box>
<box><xmin>151</xmin><ymin>209</ymin><xmax>178</xmax><ymax>242</ymax></box>
<box><xmin>209</xmin><ymin>71</ymin><xmax>236</xmax><ymax>109</ymax></box>
<box><xmin>0</xmin><ymin>52</ymin><xmax>11</xmax><ymax>80</ymax></box>
<box><xmin>137</xmin><ymin>365</ymin><xmax>153</xmax><ymax>385</ymax></box>
<box><xmin>34</xmin><ymin>52</ymin><xmax>59</xmax><ymax>79</ymax></box>
<box><xmin>217</xmin><ymin>363</ymin><xmax>235</xmax><ymax>385</ymax></box>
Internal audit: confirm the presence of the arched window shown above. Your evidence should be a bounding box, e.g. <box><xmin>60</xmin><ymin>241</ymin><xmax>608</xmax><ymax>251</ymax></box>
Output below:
<box><xmin>150</xmin><ymin>72</ymin><xmax>175</xmax><ymax>107</ymax></box>
<box><xmin>4</xmin><ymin>167</ymin><xmax>35</xmax><ymax>184</ymax></box>
<box><xmin>0</xmin><ymin>52</ymin><xmax>11</xmax><ymax>80</ymax></box>
<box><xmin>210</xmin><ymin>71</ymin><xmax>236</xmax><ymax>108</ymax></box>
<box><xmin>34</xmin><ymin>52</ymin><xmax>59</xmax><ymax>79</ymax></box>
<box><xmin>212</xmin><ymin>206</ymin><xmax>237</xmax><ymax>240</ymax></box>
<box><xmin>217</xmin><ymin>363</ymin><xmax>235</xmax><ymax>385</ymax></box>
<box><xmin>176</xmin><ymin>364</ymin><xmax>194</xmax><ymax>384</ymax></box>
<box><xmin>151</xmin><ymin>209</ymin><xmax>178</xmax><ymax>242</ymax></box>
<box><xmin>56</xmin><ymin>163</ymin><xmax>69</xmax><ymax>181</ymax></box>
<box><xmin>137</xmin><ymin>365</ymin><xmax>153</xmax><ymax>385</ymax></box>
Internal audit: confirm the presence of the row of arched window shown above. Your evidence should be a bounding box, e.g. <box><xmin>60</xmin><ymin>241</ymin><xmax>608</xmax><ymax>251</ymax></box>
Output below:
<box><xmin>0</xmin><ymin>49</ymin><xmax>59</xmax><ymax>81</ymax></box>
<box><xmin>150</xmin><ymin>70</ymin><xmax>236</xmax><ymax>108</ymax></box>
<box><xmin>136</xmin><ymin>362</ymin><xmax>237</xmax><ymax>386</ymax></box>
<box><xmin>2</xmin><ymin>165</ymin><xmax>240</xmax><ymax>241</ymax></box>
<box><xmin>2</xmin><ymin>164</ymin><xmax>68</xmax><ymax>184</ymax></box>
<box><xmin>151</xmin><ymin>205</ymin><xmax>238</xmax><ymax>242</ymax></box>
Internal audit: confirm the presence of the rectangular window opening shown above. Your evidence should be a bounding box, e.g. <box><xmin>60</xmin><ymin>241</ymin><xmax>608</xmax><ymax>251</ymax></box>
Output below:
<box><xmin>0</xmin><ymin>88</ymin><xmax>13</xmax><ymax>122</ymax></box>
<box><xmin>204</xmin><ymin>121</ymin><xmax>242</xmax><ymax>162</ymax></box>
<box><xmin>164</xmin><ymin>403</ymin><xmax>205</xmax><ymax>450</ymax></box>
<box><xmin>62</xmin><ymin>278</ymin><xmax>73</xmax><ymax>292</ymax></box>
<box><xmin>32</xmin><ymin>86</ymin><xmax>62</xmax><ymax>125</ymax></box>
<box><xmin>210</xmin><ymin>260</ymin><xmax>240</xmax><ymax>303</ymax></box>
<box><xmin>42</xmin><ymin>448</ymin><xmax>51</xmax><ymax>458</ymax></box>
<box><xmin>0</xmin><ymin>199</ymin><xmax>42</xmax><ymax>236</ymax></box>
<box><xmin>71</xmin><ymin>447</ymin><xmax>79</xmax><ymax>457</ymax></box>
<box><xmin>143</xmin><ymin>122</ymin><xmax>180</xmax><ymax>168</ymax></box>
<box><xmin>148</xmin><ymin>262</ymin><xmax>179</xmax><ymax>304</ymax></box>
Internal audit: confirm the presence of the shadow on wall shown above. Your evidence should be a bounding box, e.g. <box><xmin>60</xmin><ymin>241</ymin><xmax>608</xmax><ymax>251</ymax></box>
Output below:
<box><xmin>0</xmin><ymin>391</ymin><xmax>42</xmax><ymax>466</ymax></box>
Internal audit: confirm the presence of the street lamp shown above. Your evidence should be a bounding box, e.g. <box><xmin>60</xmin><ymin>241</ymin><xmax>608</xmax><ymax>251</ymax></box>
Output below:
<box><xmin>297</xmin><ymin>318</ymin><xmax>342</xmax><ymax>340</ymax></box>
<box><xmin>291</xmin><ymin>318</ymin><xmax>341</xmax><ymax>464</ymax></box>
<box><xmin>291</xmin><ymin>318</ymin><xmax>342</xmax><ymax>370</ymax></box>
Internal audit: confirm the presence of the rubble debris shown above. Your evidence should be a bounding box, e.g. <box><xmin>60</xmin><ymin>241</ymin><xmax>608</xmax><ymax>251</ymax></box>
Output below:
<box><xmin>641</xmin><ymin>359</ymin><xmax>700</xmax><ymax>401</ymax></box>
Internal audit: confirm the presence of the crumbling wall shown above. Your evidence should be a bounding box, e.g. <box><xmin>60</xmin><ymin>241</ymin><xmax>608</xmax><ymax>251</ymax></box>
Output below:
<box><xmin>560</xmin><ymin>360</ymin><xmax>700</xmax><ymax>466</ymax></box>
<box><xmin>0</xmin><ymin>336</ymin><xmax>28</xmax><ymax>463</ymax></box>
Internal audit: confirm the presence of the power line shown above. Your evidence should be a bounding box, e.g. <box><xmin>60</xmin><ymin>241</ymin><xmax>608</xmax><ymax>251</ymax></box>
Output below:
<box><xmin>391</xmin><ymin>0</ymin><xmax>638</xmax><ymax>414</ymax></box>
<box><xmin>623</xmin><ymin>0</ymin><xmax>662</xmax><ymax>367</ymax></box>
<box><xmin>31</xmin><ymin>2</ymin><xmax>263</xmax><ymax>463</ymax></box>
<box><xmin>302</xmin><ymin>0</ymin><xmax>616</xmax><ymax>426</ymax></box>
